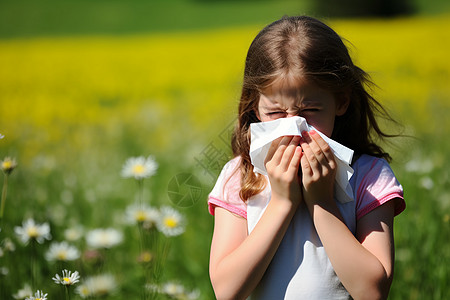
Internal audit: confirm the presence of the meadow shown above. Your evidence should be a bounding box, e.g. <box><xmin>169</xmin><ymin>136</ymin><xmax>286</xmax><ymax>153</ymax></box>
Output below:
<box><xmin>0</xmin><ymin>6</ymin><xmax>449</xmax><ymax>300</ymax></box>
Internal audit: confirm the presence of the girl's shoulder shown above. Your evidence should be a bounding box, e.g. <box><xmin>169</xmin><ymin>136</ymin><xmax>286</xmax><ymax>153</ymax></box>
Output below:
<box><xmin>208</xmin><ymin>156</ymin><xmax>247</xmax><ymax>219</ymax></box>
<box><xmin>351</xmin><ymin>154</ymin><xmax>405</xmax><ymax>220</ymax></box>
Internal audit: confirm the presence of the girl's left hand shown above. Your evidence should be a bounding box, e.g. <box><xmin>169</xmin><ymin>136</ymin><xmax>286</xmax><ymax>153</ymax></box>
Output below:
<box><xmin>299</xmin><ymin>130</ymin><xmax>337</xmax><ymax>206</ymax></box>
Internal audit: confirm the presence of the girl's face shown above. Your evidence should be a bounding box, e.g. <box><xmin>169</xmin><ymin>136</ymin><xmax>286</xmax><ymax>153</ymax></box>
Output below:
<box><xmin>256</xmin><ymin>76</ymin><xmax>348</xmax><ymax>137</ymax></box>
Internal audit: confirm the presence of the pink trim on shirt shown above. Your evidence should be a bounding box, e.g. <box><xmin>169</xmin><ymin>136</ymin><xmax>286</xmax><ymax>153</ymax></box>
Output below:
<box><xmin>356</xmin><ymin>193</ymin><xmax>405</xmax><ymax>221</ymax></box>
<box><xmin>208</xmin><ymin>196</ymin><xmax>247</xmax><ymax>219</ymax></box>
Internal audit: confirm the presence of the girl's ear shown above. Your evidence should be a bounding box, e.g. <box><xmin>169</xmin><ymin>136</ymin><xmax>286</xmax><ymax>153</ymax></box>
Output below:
<box><xmin>336</xmin><ymin>92</ymin><xmax>351</xmax><ymax>116</ymax></box>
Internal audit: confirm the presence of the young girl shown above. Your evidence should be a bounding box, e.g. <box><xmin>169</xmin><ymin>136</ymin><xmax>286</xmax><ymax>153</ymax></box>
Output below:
<box><xmin>208</xmin><ymin>16</ymin><xmax>405</xmax><ymax>300</ymax></box>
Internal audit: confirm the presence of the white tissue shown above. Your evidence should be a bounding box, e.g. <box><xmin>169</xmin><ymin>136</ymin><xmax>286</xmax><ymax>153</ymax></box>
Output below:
<box><xmin>249</xmin><ymin>116</ymin><xmax>354</xmax><ymax>203</ymax></box>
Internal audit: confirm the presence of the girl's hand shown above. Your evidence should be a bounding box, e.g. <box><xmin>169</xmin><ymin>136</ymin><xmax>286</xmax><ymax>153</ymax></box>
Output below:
<box><xmin>264</xmin><ymin>135</ymin><xmax>303</xmax><ymax>206</ymax></box>
<box><xmin>299</xmin><ymin>130</ymin><xmax>336</xmax><ymax>206</ymax></box>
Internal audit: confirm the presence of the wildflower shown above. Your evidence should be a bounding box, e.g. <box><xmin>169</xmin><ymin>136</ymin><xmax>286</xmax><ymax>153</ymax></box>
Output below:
<box><xmin>2</xmin><ymin>237</ymin><xmax>16</xmax><ymax>252</ymax></box>
<box><xmin>137</xmin><ymin>250</ymin><xmax>153</xmax><ymax>264</ymax></box>
<box><xmin>161</xmin><ymin>281</ymin><xmax>185</xmax><ymax>298</ymax></box>
<box><xmin>1</xmin><ymin>157</ymin><xmax>17</xmax><ymax>175</ymax></box>
<box><xmin>13</xmin><ymin>283</ymin><xmax>33</xmax><ymax>299</ymax></box>
<box><xmin>419</xmin><ymin>176</ymin><xmax>434</xmax><ymax>190</ymax></box>
<box><xmin>76</xmin><ymin>274</ymin><xmax>117</xmax><ymax>298</ymax></box>
<box><xmin>64</xmin><ymin>225</ymin><xmax>84</xmax><ymax>242</ymax></box>
<box><xmin>156</xmin><ymin>206</ymin><xmax>186</xmax><ymax>237</ymax></box>
<box><xmin>75</xmin><ymin>283</ymin><xmax>91</xmax><ymax>298</ymax></box>
<box><xmin>25</xmin><ymin>290</ymin><xmax>47</xmax><ymax>300</ymax></box>
<box><xmin>121</xmin><ymin>156</ymin><xmax>158</xmax><ymax>180</ymax></box>
<box><xmin>405</xmin><ymin>157</ymin><xmax>434</xmax><ymax>174</ymax></box>
<box><xmin>14</xmin><ymin>219</ymin><xmax>51</xmax><ymax>245</ymax></box>
<box><xmin>0</xmin><ymin>266</ymin><xmax>8</xmax><ymax>275</ymax></box>
<box><xmin>160</xmin><ymin>281</ymin><xmax>200</xmax><ymax>299</ymax></box>
<box><xmin>125</xmin><ymin>203</ymin><xmax>160</xmax><ymax>228</ymax></box>
<box><xmin>0</xmin><ymin>133</ymin><xmax>4</xmax><ymax>139</ymax></box>
<box><xmin>86</xmin><ymin>228</ymin><xmax>123</xmax><ymax>249</ymax></box>
<box><xmin>52</xmin><ymin>269</ymin><xmax>80</xmax><ymax>286</ymax></box>
<box><xmin>45</xmin><ymin>241</ymin><xmax>80</xmax><ymax>262</ymax></box>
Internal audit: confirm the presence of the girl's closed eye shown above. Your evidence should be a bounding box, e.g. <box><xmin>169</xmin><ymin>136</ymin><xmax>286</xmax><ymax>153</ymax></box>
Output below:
<box><xmin>266</xmin><ymin>111</ymin><xmax>287</xmax><ymax>118</ymax></box>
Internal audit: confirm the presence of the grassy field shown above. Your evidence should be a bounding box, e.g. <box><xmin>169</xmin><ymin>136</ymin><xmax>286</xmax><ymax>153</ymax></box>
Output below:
<box><xmin>0</xmin><ymin>2</ymin><xmax>449</xmax><ymax>299</ymax></box>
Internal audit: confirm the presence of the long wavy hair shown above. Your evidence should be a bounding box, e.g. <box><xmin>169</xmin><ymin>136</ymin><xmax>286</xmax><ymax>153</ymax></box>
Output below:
<box><xmin>231</xmin><ymin>15</ymin><xmax>397</xmax><ymax>202</ymax></box>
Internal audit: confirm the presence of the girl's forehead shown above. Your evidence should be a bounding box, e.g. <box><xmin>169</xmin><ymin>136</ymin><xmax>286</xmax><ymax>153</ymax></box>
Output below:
<box><xmin>263</xmin><ymin>75</ymin><xmax>316</xmax><ymax>97</ymax></box>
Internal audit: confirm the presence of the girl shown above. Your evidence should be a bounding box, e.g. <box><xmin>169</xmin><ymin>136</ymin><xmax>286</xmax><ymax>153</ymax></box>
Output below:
<box><xmin>208</xmin><ymin>16</ymin><xmax>405</xmax><ymax>300</ymax></box>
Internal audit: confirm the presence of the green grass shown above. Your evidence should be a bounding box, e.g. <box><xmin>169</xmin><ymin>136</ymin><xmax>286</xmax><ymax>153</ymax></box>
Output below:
<box><xmin>0</xmin><ymin>0</ymin><xmax>310</xmax><ymax>39</ymax></box>
<box><xmin>1</xmin><ymin>0</ymin><xmax>450</xmax><ymax>39</ymax></box>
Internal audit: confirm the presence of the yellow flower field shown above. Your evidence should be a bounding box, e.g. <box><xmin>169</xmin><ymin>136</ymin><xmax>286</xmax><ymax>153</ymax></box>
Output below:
<box><xmin>1</xmin><ymin>15</ymin><xmax>449</xmax><ymax>163</ymax></box>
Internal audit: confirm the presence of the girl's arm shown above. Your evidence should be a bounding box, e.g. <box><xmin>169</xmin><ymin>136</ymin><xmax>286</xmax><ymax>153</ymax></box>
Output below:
<box><xmin>209</xmin><ymin>135</ymin><xmax>302</xmax><ymax>300</ymax></box>
<box><xmin>300</xmin><ymin>130</ymin><xmax>396</xmax><ymax>300</ymax></box>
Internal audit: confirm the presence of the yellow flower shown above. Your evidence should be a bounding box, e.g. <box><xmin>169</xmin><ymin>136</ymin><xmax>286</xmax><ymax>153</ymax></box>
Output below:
<box><xmin>1</xmin><ymin>157</ymin><xmax>17</xmax><ymax>175</ymax></box>
<box><xmin>156</xmin><ymin>206</ymin><xmax>186</xmax><ymax>237</ymax></box>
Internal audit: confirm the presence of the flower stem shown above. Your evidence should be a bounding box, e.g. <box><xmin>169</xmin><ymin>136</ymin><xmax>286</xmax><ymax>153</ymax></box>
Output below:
<box><xmin>0</xmin><ymin>174</ymin><xmax>8</xmax><ymax>220</ymax></box>
<box><xmin>65</xmin><ymin>285</ymin><xmax>71</xmax><ymax>300</ymax></box>
<box><xmin>31</xmin><ymin>240</ymin><xmax>37</xmax><ymax>289</ymax></box>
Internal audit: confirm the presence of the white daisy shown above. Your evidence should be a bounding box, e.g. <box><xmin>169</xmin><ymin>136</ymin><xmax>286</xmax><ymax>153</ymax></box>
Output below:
<box><xmin>161</xmin><ymin>281</ymin><xmax>185</xmax><ymax>297</ymax></box>
<box><xmin>121</xmin><ymin>156</ymin><xmax>158</xmax><ymax>180</ymax></box>
<box><xmin>14</xmin><ymin>219</ymin><xmax>51</xmax><ymax>245</ymax></box>
<box><xmin>76</xmin><ymin>274</ymin><xmax>117</xmax><ymax>298</ymax></box>
<box><xmin>86</xmin><ymin>228</ymin><xmax>123</xmax><ymax>249</ymax></box>
<box><xmin>156</xmin><ymin>206</ymin><xmax>186</xmax><ymax>237</ymax></box>
<box><xmin>124</xmin><ymin>203</ymin><xmax>160</xmax><ymax>227</ymax></box>
<box><xmin>2</xmin><ymin>237</ymin><xmax>16</xmax><ymax>252</ymax></box>
<box><xmin>0</xmin><ymin>133</ymin><xmax>4</xmax><ymax>139</ymax></box>
<box><xmin>1</xmin><ymin>156</ymin><xmax>17</xmax><ymax>174</ymax></box>
<box><xmin>52</xmin><ymin>269</ymin><xmax>80</xmax><ymax>286</ymax></box>
<box><xmin>45</xmin><ymin>241</ymin><xmax>80</xmax><ymax>261</ymax></box>
<box><xmin>13</xmin><ymin>283</ymin><xmax>32</xmax><ymax>299</ymax></box>
<box><xmin>25</xmin><ymin>290</ymin><xmax>47</xmax><ymax>300</ymax></box>
<box><xmin>64</xmin><ymin>225</ymin><xmax>84</xmax><ymax>242</ymax></box>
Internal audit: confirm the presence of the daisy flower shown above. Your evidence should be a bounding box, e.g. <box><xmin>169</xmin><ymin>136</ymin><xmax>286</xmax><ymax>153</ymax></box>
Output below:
<box><xmin>1</xmin><ymin>156</ymin><xmax>17</xmax><ymax>174</ymax></box>
<box><xmin>14</xmin><ymin>219</ymin><xmax>51</xmax><ymax>245</ymax></box>
<box><xmin>124</xmin><ymin>203</ymin><xmax>160</xmax><ymax>227</ymax></box>
<box><xmin>64</xmin><ymin>225</ymin><xmax>84</xmax><ymax>242</ymax></box>
<box><xmin>25</xmin><ymin>290</ymin><xmax>47</xmax><ymax>300</ymax></box>
<box><xmin>52</xmin><ymin>269</ymin><xmax>80</xmax><ymax>286</ymax></box>
<box><xmin>45</xmin><ymin>241</ymin><xmax>80</xmax><ymax>262</ymax></box>
<box><xmin>156</xmin><ymin>206</ymin><xmax>186</xmax><ymax>237</ymax></box>
<box><xmin>13</xmin><ymin>283</ymin><xmax>32</xmax><ymax>299</ymax></box>
<box><xmin>0</xmin><ymin>133</ymin><xmax>4</xmax><ymax>139</ymax></box>
<box><xmin>121</xmin><ymin>156</ymin><xmax>158</xmax><ymax>180</ymax></box>
<box><xmin>76</xmin><ymin>274</ymin><xmax>117</xmax><ymax>298</ymax></box>
<box><xmin>86</xmin><ymin>228</ymin><xmax>123</xmax><ymax>249</ymax></box>
<box><xmin>161</xmin><ymin>281</ymin><xmax>185</xmax><ymax>298</ymax></box>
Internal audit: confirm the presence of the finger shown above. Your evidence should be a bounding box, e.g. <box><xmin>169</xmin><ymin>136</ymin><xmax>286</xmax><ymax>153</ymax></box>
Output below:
<box><xmin>300</xmin><ymin>146</ymin><xmax>313</xmax><ymax>178</ymax></box>
<box><xmin>279</xmin><ymin>135</ymin><xmax>301</xmax><ymax>171</ymax></box>
<box><xmin>268</xmin><ymin>135</ymin><xmax>294</xmax><ymax>166</ymax></box>
<box><xmin>300</xmin><ymin>133</ymin><xmax>320</xmax><ymax>172</ymax></box>
<box><xmin>309</xmin><ymin>130</ymin><xmax>335</xmax><ymax>166</ymax></box>
<box><xmin>264</xmin><ymin>136</ymin><xmax>284</xmax><ymax>164</ymax></box>
<box><xmin>302</xmin><ymin>132</ymin><xmax>328</xmax><ymax>166</ymax></box>
<box><xmin>287</xmin><ymin>145</ymin><xmax>302</xmax><ymax>176</ymax></box>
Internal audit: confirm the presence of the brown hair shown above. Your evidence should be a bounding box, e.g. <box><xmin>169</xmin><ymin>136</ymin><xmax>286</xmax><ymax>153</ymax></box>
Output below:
<box><xmin>231</xmin><ymin>15</ymin><xmax>397</xmax><ymax>201</ymax></box>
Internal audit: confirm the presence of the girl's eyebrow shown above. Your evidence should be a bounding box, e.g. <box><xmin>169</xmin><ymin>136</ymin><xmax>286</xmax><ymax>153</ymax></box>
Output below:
<box><xmin>301</xmin><ymin>99</ymin><xmax>322</xmax><ymax>106</ymax></box>
<box><xmin>260</xmin><ymin>105</ymin><xmax>284</xmax><ymax>110</ymax></box>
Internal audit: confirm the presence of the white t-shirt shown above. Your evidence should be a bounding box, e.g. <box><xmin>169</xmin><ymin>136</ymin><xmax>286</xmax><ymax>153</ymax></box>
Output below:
<box><xmin>208</xmin><ymin>155</ymin><xmax>405</xmax><ymax>299</ymax></box>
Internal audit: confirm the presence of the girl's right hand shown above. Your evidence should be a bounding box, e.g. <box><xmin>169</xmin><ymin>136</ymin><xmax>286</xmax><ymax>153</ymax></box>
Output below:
<box><xmin>264</xmin><ymin>135</ymin><xmax>303</xmax><ymax>206</ymax></box>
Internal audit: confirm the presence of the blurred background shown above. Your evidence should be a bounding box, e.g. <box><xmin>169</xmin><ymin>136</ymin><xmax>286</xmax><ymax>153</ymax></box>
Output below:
<box><xmin>0</xmin><ymin>0</ymin><xmax>449</xmax><ymax>299</ymax></box>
